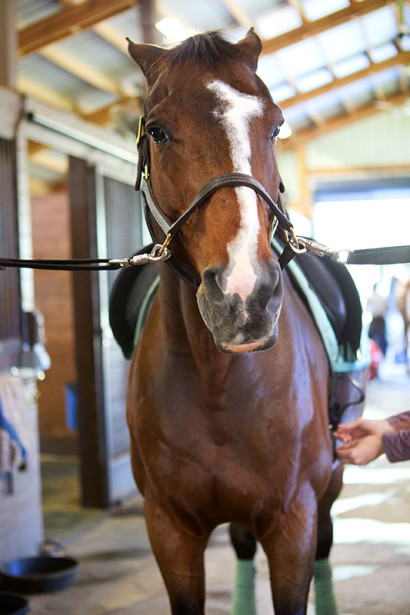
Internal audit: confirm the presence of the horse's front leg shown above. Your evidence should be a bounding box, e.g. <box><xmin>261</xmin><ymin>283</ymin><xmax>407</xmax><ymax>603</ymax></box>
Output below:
<box><xmin>314</xmin><ymin>462</ymin><xmax>343</xmax><ymax>615</ymax></box>
<box><xmin>260</xmin><ymin>484</ymin><xmax>318</xmax><ymax>615</ymax></box>
<box><xmin>144</xmin><ymin>496</ymin><xmax>209</xmax><ymax>615</ymax></box>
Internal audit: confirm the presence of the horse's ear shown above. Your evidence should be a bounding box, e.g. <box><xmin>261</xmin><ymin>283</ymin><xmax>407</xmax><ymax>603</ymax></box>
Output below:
<box><xmin>127</xmin><ymin>38</ymin><xmax>166</xmax><ymax>84</ymax></box>
<box><xmin>236</xmin><ymin>28</ymin><xmax>262</xmax><ymax>72</ymax></box>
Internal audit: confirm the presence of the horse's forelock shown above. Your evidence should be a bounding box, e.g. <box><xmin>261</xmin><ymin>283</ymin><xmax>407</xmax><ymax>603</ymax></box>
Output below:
<box><xmin>167</xmin><ymin>31</ymin><xmax>239</xmax><ymax>68</ymax></box>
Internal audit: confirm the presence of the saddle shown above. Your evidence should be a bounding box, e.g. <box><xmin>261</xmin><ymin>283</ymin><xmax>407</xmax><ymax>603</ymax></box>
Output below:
<box><xmin>109</xmin><ymin>244</ymin><xmax>159</xmax><ymax>359</ymax></box>
<box><xmin>109</xmin><ymin>241</ymin><xmax>366</xmax><ymax>370</ymax></box>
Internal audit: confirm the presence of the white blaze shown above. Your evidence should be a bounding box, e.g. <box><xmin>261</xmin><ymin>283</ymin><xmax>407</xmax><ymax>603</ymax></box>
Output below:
<box><xmin>207</xmin><ymin>80</ymin><xmax>264</xmax><ymax>302</ymax></box>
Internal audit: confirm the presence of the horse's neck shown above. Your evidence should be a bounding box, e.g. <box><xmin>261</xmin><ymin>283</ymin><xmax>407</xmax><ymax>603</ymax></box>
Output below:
<box><xmin>159</xmin><ymin>264</ymin><xmax>217</xmax><ymax>354</ymax></box>
<box><xmin>158</xmin><ymin>264</ymin><xmax>239</xmax><ymax>388</ymax></box>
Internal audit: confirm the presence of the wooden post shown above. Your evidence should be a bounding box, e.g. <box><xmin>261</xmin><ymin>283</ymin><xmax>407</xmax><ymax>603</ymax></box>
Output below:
<box><xmin>69</xmin><ymin>156</ymin><xmax>109</xmax><ymax>508</ymax></box>
<box><xmin>0</xmin><ymin>1</ymin><xmax>17</xmax><ymax>88</ymax></box>
<box><xmin>140</xmin><ymin>0</ymin><xmax>158</xmax><ymax>44</ymax></box>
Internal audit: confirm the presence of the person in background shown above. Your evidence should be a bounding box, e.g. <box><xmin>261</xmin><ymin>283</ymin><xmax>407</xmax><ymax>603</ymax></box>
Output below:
<box><xmin>335</xmin><ymin>410</ymin><xmax>410</xmax><ymax>465</ymax></box>
<box><xmin>366</xmin><ymin>283</ymin><xmax>389</xmax><ymax>356</ymax></box>
<box><xmin>397</xmin><ymin>278</ymin><xmax>410</xmax><ymax>373</ymax></box>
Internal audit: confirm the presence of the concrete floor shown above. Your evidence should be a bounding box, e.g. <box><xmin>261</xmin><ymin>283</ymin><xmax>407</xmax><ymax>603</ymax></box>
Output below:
<box><xmin>26</xmin><ymin>366</ymin><xmax>410</xmax><ymax>614</ymax></box>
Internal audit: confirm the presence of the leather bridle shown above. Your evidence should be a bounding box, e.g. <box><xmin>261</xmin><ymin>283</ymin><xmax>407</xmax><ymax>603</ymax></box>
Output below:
<box><xmin>1</xmin><ymin>115</ymin><xmax>408</xmax><ymax>275</ymax></box>
<box><xmin>136</xmin><ymin>116</ymin><xmax>301</xmax><ymax>287</ymax></box>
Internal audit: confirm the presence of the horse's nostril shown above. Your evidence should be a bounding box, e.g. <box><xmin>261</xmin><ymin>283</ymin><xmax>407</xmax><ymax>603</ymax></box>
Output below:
<box><xmin>257</xmin><ymin>263</ymin><xmax>281</xmax><ymax>309</ymax></box>
<box><xmin>203</xmin><ymin>266</ymin><xmax>225</xmax><ymax>302</ymax></box>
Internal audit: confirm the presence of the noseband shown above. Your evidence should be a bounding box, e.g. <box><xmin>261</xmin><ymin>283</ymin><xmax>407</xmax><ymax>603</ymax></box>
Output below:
<box><xmin>136</xmin><ymin>116</ymin><xmax>300</xmax><ymax>287</ymax></box>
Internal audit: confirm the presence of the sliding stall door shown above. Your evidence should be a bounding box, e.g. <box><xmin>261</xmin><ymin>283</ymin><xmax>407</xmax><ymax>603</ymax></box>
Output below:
<box><xmin>69</xmin><ymin>156</ymin><xmax>143</xmax><ymax>508</ymax></box>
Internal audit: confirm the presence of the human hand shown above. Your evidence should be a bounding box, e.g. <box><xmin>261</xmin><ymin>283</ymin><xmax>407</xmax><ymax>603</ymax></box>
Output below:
<box><xmin>334</xmin><ymin>418</ymin><xmax>393</xmax><ymax>444</ymax></box>
<box><xmin>336</xmin><ymin>434</ymin><xmax>384</xmax><ymax>465</ymax></box>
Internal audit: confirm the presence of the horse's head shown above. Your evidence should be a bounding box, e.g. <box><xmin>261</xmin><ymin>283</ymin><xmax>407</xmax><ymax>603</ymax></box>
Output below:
<box><xmin>128</xmin><ymin>30</ymin><xmax>286</xmax><ymax>353</ymax></box>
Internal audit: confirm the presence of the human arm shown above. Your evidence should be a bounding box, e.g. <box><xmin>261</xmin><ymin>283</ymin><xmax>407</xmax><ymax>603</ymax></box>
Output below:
<box><xmin>381</xmin><ymin>429</ymin><xmax>410</xmax><ymax>463</ymax></box>
<box><xmin>335</xmin><ymin>414</ymin><xmax>410</xmax><ymax>465</ymax></box>
<box><xmin>334</xmin><ymin>418</ymin><xmax>394</xmax><ymax>465</ymax></box>
<box><xmin>334</xmin><ymin>418</ymin><xmax>393</xmax><ymax>443</ymax></box>
<box><xmin>386</xmin><ymin>410</ymin><xmax>410</xmax><ymax>431</ymax></box>
<box><xmin>335</xmin><ymin>435</ymin><xmax>384</xmax><ymax>465</ymax></box>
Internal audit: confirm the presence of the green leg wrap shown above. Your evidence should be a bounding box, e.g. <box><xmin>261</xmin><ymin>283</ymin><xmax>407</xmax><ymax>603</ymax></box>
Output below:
<box><xmin>232</xmin><ymin>559</ymin><xmax>257</xmax><ymax>615</ymax></box>
<box><xmin>313</xmin><ymin>558</ymin><xmax>339</xmax><ymax>615</ymax></box>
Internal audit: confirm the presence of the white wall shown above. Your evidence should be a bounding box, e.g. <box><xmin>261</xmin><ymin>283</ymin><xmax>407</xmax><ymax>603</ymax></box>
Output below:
<box><xmin>307</xmin><ymin>109</ymin><xmax>410</xmax><ymax>170</ymax></box>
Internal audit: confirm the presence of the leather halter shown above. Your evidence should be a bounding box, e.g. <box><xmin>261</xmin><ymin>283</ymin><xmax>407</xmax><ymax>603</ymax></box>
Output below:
<box><xmin>136</xmin><ymin>116</ymin><xmax>298</xmax><ymax>287</ymax></box>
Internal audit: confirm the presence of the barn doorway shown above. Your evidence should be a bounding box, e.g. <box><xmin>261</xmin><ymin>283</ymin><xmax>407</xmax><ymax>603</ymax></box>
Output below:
<box><xmin>28</xmin><ymin>144</ymin><xmax>87</xmax><ymax>541</ymax></box>
<box><xmin>27</xmin><ymin>130</ymin><xmax>144</xmax><ymax>543</ymax></box>
<box><xmin>313</xmin><ymin>179</ymin><xmax>410</xmax><ymax>373</ymax></box>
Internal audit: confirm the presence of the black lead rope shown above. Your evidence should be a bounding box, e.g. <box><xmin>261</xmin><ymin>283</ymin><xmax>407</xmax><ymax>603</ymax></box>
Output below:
<box><xmin>345</xmin><ymin>244</ymin><xmax>410</xmax><ymax>266</ymax></box>
<box><xmin>0</xmin><ymin>258</ymin><xmax>123</xmax><ymax>271</ymax></box>
<box><xmin>0</xmin><ymin>245</ymin><xmax>171</xmax><ymax>272</ymax></box>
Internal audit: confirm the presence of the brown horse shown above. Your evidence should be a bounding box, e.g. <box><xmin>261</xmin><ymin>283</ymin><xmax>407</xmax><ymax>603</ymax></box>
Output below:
<box><xmin>126</xmin><ymin>30</ymin><xmax>365</xmax><ymax>615</ymax></box>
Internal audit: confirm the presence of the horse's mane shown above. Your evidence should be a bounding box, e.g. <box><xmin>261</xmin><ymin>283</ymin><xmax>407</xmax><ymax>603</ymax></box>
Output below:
<box><xmin>167</xmin><ymin>31</ymin><xmax>239</xmax><ymax>68</ymax></box>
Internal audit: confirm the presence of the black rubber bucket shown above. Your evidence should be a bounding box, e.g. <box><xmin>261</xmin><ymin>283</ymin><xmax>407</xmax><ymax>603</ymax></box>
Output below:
<box><xmin>0</xmin><ymin>592</ymin><xmax>30</xmax><ymax>615</ymax></box>
<box><xmin>0</xmin><ymin>557</ymin><xmax>78</xmax><ymax>594</ymax></box>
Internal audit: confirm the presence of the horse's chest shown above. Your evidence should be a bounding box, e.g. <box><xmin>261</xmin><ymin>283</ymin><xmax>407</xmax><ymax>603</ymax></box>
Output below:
<box><xmin>138</xmin><ymin>398</ymin><xmax>301</xmax><ymax>504</ymax></box>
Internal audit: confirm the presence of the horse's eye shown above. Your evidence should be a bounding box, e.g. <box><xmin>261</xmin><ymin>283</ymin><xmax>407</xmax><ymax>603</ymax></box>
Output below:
<box><xmin>147</xmin><ymin>126</ymin><xmax>168</xmax><ymax>144</ymax></box>
<box><xmin>270</xmin><ymin>126</ymin><xmax>280</xmax><ymax>140</ymax></box>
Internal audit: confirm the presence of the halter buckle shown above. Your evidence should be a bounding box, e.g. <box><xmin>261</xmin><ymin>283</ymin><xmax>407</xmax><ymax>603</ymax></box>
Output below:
<box><xmin>158</xmin><ymin>233</ymin><xmax>173</xmax><ymax>257</ymax></box>
<box><xmin>286</xmin><ymin>228</ymin><xmax>307</xmax><ymax>255</ymax></box>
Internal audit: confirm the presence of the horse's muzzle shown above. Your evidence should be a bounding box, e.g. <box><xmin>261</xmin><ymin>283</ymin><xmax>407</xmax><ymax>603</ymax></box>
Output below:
<box><xmin>197</xmin><ymin>259</ymin><xmax>283</xmax><ymax>353</ymax></box>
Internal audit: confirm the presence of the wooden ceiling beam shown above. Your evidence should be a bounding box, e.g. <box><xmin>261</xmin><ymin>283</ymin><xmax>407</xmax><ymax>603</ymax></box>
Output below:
<box><xmin>82</xmin><ymin>96</ymin><xmax>132</xmax><ymax>124</ymax></box>
<box><xmin>399</xmin><ymin>65</ymin><xmax>410</xmax><ymax>93</ymax></box>
<box><xmin>28</xmin><ymin>141</ymin><xmax>48</xmax><ymax>156</ymax></box>
<box><xmin>39</xmin><ymin>44</ymin><xmax>131</xmax><ymax>97</ymax></box>
<box><xmin>17</xmin><ymin>74</ymin><xmax>78</xmax><ymax>112</ymax></box>
<box><xmin>279</xmin><ymin>51</ymin><xmax>410</xmax><ymax>110</ymax></box>
<box><xmin>29</xmin><ymin>149</ymin><xmax>68</xmax><ymax>175</ymax></box>
<box><xmin>286</xmin><ymin>0</ymin><xmax>308</xmax><ymax>25</ymax></box>
<box><xmin>18</xmin><ymin>0</ymin><xmax>138</xmax><ymax>56</ymax></box>
<box><xmin>92</xmin><ymin>22</ymin><xmax>129</xmax><ymax>55</ymax></box>
<box><xmin>85</xmin><ymin>52</ymin><xmax>409</xmax><ymax>131</ymax></box>
<box><xmin>262</xmin><ymin>0</ymin><xmax>390</xmax><ymax>54</ymax></box>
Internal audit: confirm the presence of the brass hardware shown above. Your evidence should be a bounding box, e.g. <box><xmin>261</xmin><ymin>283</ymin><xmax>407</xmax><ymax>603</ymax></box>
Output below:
<box><xmin>136</xmin><ymin>115</ymin><xmax>145</xmax><ymax>146</ymax></box>
<box><xmin>158</xmin><ymin>233</ymin><xmax>173</xmax><ymax>256</ymax></box>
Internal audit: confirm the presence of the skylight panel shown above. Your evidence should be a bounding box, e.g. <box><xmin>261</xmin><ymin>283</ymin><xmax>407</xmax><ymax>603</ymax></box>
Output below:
<box><xmin>372</xmin><ymin>67</ymin><xmax>402</xmax><ymax>97</ymax></box>
<box><xmin>231</xmin><ymin>0</ymin><xmax>280</xmax><ymax>15</ymax></box>
<box><xmin>362</xmin><ymin>6</ymin><xmax>398</xmax><ymax>47</ymax></box>
<box><xmin>339</xmin><ymin>77</ymin><xmax>375</xmax><ymax>107</ymax></box>
<box><xmin>305</xmin><ymin>91</ymin><xmax>344</xmax><ymax>119</ymax></box>
<box><xmin>301</xmin><ymin>0</ymin><xmax>349</xmax><ymax>22</ymax></box>
<box><xmin>318</xmin><ymin>20</ymin><xmax>367</xmax><ymax>63</ymax></box>
<box><xmin>370</xmin><ymin>43</ymin><xmax>398</xmax><ymax>64</ymax></box>
<box><xmin>399</xmin><ymin>35</ymin><xmax>410</xmax><ymax>51</ymax></box>
<box><xmin>296</xmin><ymin>68</ymin><xmax>333</xmax><ymax>93</ymax></box>
<box><xmin>282</xmin><ymin>103</ymin><xmax>312</xmax><ymax>123</ymax></box>
<box><xmin>276</xmin><ymin>38</ymin><xmax>324</xmax><ymax>78</ymax></box>
<box><xmin>257</xmin><ymin>55</ymin><xmax>286</xmax><ymax>88</ymax></box>
<box><xmin>160</xmin><ymin>0</ymin><xmax>233</xmax><ymax>31</ymax></box>
<box><xmin>255</xmin><ymin>6</ymin><xmax>303</xmax><ymax>40</ymax></box>
<box><xmin>270</xmin><ymin>82</ymin><xmax>297</xmax><ymax>103</ymax></box>
<box><xmin>16</xmin><ymin>0</ymin><xmax>60</xmax><ymax>28</ymax></box>
<box><xmin>333</xmin><ymin>54</ymin><xmax>370</xmax><ymax>79</ymax></box>
<box><xmin>281</xmin><ymin>105</ymin><xmax>315</xmax><ymax>132</ymax></box>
